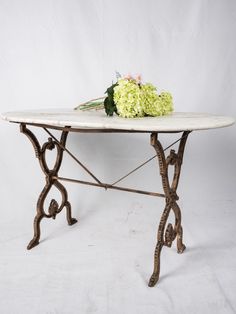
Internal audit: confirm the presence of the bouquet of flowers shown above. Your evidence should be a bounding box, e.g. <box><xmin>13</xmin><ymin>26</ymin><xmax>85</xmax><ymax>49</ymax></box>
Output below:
<box><xmin>76</xmin><ymin>74</ymin><xmax>173</xmax><ymax>118</ymax></box>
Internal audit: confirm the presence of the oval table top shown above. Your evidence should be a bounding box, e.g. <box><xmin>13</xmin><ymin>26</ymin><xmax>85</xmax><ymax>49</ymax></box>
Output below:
<box><xmin>1</xmin><ymin>109</ymin><xmax>235</xmax><ymax>132</ymax></box>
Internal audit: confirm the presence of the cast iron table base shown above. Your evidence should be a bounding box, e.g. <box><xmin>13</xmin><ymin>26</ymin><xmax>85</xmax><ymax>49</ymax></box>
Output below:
<box><xmin>20</xmin><ymin>123</ymin><xmax>190</xmax><ymax>287</ymax></box>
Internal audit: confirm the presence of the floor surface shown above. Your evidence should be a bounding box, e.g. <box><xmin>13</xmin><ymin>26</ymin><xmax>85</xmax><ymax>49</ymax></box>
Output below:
<box><xmin>0</xmin><ymin>193</ymin><xmax>235</xmax><ymax>314</ymax></box>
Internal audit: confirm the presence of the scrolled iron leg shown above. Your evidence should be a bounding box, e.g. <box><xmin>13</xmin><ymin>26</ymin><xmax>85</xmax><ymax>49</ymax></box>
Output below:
<box><xmin>21</xmin><ymin>123</ymin><xmax>78</xmax><ymax>249</ymax></box>
<box><xmin>53</xmin><ymin>180</ymin><xmax>77</xmax><ymax>226</ymax></box>
<box><xmin>148</xmin><ymin>242</ymin><xmax>163</xmax><ymax>287</ymax></box>
<box><xmin>148</xmin><ymin>202</ymin><xmax>186</xmax><ymax>286</ymax></box>
<box><xmin>27</xmin><ymin>183</ymin><xmax>51</xmax><ymax>250</ymax></box>
<box><xmin>171</xmin><ymin>201</ymin><xmax>186</xmax><ymax>254</ymax></box>
<box><xmin>27</xmin><ymin>213</ymin><xmax>44</xmax><ymax>250</ymax></box>
<box><xmin>27</xmin><ymin>184</ymin><xmax>77</xmax><ymax>250</ymax></box>
<box><xmin>149</xmin><ymin>132</ymin><xmax>190</xmax><ymax>286</ymax></box>
<box><xmin>148</xmin><ymin>202</ymin><xmax>171</xmax><ymax>287</ymax></box>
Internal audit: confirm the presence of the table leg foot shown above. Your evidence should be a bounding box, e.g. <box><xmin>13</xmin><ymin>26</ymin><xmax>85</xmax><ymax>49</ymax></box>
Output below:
<box><xmin>26</xmin><ymin>213</ymin><xmax>43</xmax><ymax>250</ymax></box>
<box><xmin>27</xmin><ymin>239</ymin><xmax>40</xmax><ymax>250</ymax></box>
<box><xmin>68</xmin><ymin>218</ymin><xmax>78</xmax><ymax>225</ymax></box>
<box><xmin>65</xmin><ymin>201</ymin><xmax>78</xmax><ymax>226</ymax></box>
<box><xmin>177</xmin><ymin>226</ymin><xmax>186</xmax><ymax>254</ymax></box>
<box><xmin>148</xmin><ymin>241</ymin><xmax>163</xmax><ymax>287</ymax></box>
<box><xmin>177</xmin><ymin>244</ymin><xmax>186</xmax><ymax>254</ymax></box>
<box><xmin>148</xmin><ymin>273</ymin><xmax>160</xmax><ymax>287</ymax></box>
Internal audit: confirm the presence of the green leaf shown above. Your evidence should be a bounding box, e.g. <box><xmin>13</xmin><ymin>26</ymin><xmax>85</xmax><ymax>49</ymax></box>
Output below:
<box><xmin>104</xmin><ymin>82</ymin><xmax>118</xmax><ymax>116</ymax></box>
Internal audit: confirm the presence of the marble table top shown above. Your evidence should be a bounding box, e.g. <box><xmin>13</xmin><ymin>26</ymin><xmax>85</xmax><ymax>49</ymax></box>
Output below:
<box><xmin>1</xmin><ymin>109</ymin><xmax>235</xmax><ymax>132</ymax></box>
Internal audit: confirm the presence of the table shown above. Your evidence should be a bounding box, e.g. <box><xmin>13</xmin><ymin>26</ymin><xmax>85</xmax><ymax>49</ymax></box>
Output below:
<box><xmin>1</xmin><ymin>109</ymin><xmax>235</xmax><ymax>287</ymax></box>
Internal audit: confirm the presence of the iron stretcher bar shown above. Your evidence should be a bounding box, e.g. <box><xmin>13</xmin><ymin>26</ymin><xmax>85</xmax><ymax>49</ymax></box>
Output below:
<box><xmin>53</xmin><ymin>176</ymin><xmax>165</xmax><ymax>198</ymax></box>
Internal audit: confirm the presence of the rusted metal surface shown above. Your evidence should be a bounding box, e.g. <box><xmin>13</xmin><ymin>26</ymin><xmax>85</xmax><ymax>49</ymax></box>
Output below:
<box><xmin>148</xmin><ymin>131</ymin><xmax>190</xmax><ymax>287</ymax></box>
<box><xmin>53</xmin><ymin>176</ymin><xmax>166</xmax><ymax>198</ymax></box>
<box><xmin>20</xmin><ymin>124</ymin><xmax>77</xmax><ymax>250</ymax></box>
<box><xmin>20</xmin><ymin>122</ymin><xmax>190</xmax><ymax>287</ymax></box>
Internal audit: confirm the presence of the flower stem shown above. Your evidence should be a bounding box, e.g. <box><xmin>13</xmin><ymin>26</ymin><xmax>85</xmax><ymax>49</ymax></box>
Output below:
<box><xmin>74</xmin><ymin>96</ymin><xmax>105</xmax><ymax>111</ymax></box>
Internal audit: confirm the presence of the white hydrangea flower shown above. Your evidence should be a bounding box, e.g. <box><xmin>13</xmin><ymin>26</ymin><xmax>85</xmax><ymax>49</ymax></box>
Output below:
<box><xmin>113</xmin><ymin>78</ymin><xmax>174</xmax><ymax>118</ymax></box>
<box><xmin>114</xmin><ymin>79</ymin><xmax>144</xmax><ymax>118</ymax></box>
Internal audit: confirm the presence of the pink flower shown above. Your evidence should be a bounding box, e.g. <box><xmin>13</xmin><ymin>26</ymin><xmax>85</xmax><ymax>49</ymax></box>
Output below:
<box><xmin>124</xmin><ymin>74</ymin><xmax>133</xmax><ymax>80</ymax></box>
<box><xmin>136</xmin><ymin>74</ymin><xmax>142</xmax><ymax>83</ymax></box>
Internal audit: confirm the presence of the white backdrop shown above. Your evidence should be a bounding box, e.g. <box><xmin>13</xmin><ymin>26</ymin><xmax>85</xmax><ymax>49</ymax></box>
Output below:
<box><xmin>0</xmin><ymin>1</ymin><xmax>236</xmax><ymax>314</ymax></box>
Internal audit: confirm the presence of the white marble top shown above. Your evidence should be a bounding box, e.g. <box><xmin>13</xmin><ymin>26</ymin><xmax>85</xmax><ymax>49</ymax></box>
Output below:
<box><xmin>1</xmin><ymin>109</ymin><xmax>235</xmax><ymax>132</ymax></box>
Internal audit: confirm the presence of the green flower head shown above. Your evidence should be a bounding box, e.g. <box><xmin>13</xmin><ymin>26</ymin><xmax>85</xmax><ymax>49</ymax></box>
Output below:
<box><xmin>113</xmin><ymin>78</ymin><xmax>173</xmax><ymax>118</ymax></box>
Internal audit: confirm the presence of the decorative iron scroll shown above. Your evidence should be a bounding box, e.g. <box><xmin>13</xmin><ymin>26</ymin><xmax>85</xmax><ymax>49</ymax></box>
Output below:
<box><xmin>148</xmin><ymin>131</ymin><xmax>190</xmax><ymax>287</ymax></box>
<box><xmin>20</xmin><ymin>122</ymin><xmax>190</xmax><ymax>287</ymax></box>
<box><xmin>20</xmin><ymin>124</ymin><xmax>77</xmax><ymax>250</ymax></box>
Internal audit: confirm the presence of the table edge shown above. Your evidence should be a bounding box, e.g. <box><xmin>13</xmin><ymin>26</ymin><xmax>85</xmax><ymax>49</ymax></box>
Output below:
<box><xmin>1</xmin><ymin>111</ymin><xmax>235</xmax><ymax>132</ymax></box>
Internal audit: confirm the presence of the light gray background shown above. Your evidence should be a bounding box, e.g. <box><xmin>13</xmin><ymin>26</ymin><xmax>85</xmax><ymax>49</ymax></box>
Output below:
<box><xmin>0</xmin><ymin>1</ymin><xmax>236</xmax><ymax>313</ymax></box>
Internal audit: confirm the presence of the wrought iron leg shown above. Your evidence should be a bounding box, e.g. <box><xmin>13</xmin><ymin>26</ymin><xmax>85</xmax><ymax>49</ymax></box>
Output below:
<box><xmin>172</xmin><ymin>201</ymin><xmax>186</xmax><ymax>254</ymax></box>
<box><xmin>20</xmin><ymin>124</ymin><xmax>77</xmax><ymax>250</ymax></box>
<box><xmin>53</xmin><ymin>180</ymin><xmax>77</xmax><ymax>225</ymax></box>
<box><xmin>27</xmin><ymin>213</ymin><xmax>44</xmax><ymax>250</ymax></box>
<box><xmin>27</xmin><ymin>183</ymin><xmax>51</xmax><ymax>250</ymax></box>
<box><xmin>148</xmin><ymin>132</ymin><xmax>190</xmax><ymax>287</ymax></box>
